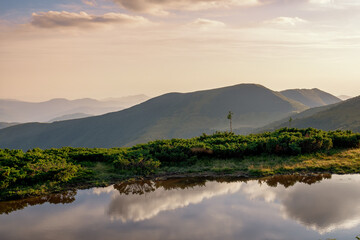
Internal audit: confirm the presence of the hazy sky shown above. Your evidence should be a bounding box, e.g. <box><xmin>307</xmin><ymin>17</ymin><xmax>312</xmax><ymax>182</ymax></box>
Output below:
<box><xmin>1</xmin><ymin>0</ymin><xmax>360</xmax><ymax>101</ymax></box>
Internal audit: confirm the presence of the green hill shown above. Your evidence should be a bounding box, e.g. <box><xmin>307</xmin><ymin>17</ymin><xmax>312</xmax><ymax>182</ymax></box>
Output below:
<box><xmin>280</xmin><ymin>88</ymin><xmax>341</xmax><ymax>108</ymax></box>
<box><xmin>255</xmin><ymin>103</ymin><xmax>338</xmax><ymax>133</ymax></box>
<box><xmin>260</xmin><ymin>96</ymin><xmax>360</xmax><ymax>132</ymax></box>
<box><xmin>0</xmin><ymin>84</ymin><xmax>307</xmax><ymax>150</ymax></box>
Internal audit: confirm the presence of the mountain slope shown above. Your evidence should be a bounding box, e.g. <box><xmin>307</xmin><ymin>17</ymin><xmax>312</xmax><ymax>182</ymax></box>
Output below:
<box><xmin>0</xmin><ymin>95</ymin><xmax>149</xmax><ymax>123</ymax></box>
<box><xmin>280</xmin><ymin>88</ymin><xmax>341</xmax><ymax>108</ymax></box>
<box><xmin>0</xmin><ymin>122</ymin><xmax>19</xmax><ymax>130</ymax></box>
<box><xmin>255</xmin><ymin>103</ymin><xmax>339</xmax><ymax>133</ymax></box>
<box><xmin>0</xmin><ymin>84</ymin><xmax>308</xmax><ymax>150</ymax></box>
<box><xmin>49</xmin><ymin>113</ymin><xmax>93</xmax><ymax>122</ymax></box>
<box><xmin>259</xmin><ymin>96</ymin><xmax>360</xmax><ymax>132</ymax></box>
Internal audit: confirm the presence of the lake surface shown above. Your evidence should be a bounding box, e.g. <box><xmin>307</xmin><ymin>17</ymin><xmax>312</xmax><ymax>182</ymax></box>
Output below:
<box><xmin>1</xmin><ymin>174</ymin><xmax>360</xmax><ymax>240</ymax></box>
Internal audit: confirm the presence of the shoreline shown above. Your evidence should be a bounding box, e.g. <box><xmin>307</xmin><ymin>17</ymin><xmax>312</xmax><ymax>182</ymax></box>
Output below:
<box><xmin>4</xmin><ymin>158</ymin><xmax>360</xmax><ymax>202</ymax></box>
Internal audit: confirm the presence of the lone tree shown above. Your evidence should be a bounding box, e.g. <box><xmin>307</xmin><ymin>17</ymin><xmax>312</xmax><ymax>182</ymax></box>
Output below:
<box><xmin>227</xmin><ymin>111</ymin><xmax>233</xmax><ymax>133</ymax></box>
<box><xmin>289</xmin><ymin>117</ymin><xmax>293</xmax><ymax>128</ymax></box>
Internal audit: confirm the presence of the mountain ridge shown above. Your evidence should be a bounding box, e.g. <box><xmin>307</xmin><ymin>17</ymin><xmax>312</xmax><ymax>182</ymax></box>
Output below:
<box><xmin>0</xmin><ymin>95</ymin><xmax>149</xmax><ymax>123</ymax></box>
<box><xmin>280</xmin><ymin>88</ymin><xmax>341</xmax><ymax>108</ymax></box>
<box><xmin>0</xmin><ymin>83</ymin><xmax>308</xmax><ymax>150</ymax></box>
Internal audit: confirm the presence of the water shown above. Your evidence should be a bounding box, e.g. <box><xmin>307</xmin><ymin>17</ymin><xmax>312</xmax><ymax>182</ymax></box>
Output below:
<box><xmin>1</xmin><ymin>175</ymin><xmax>360</xmax><ymax>240</ymax></box>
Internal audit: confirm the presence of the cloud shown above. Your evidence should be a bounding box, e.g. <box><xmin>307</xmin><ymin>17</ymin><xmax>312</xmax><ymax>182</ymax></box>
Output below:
<box><xmin>187</xmin><ymin>18</ymin><xmax>226</xmax><ymax>30</ymax></box>
<box><xmin>30</xmin><ymin>11</ymin><xmax>150</xmax><ymax>29</ymax></box>
<box><xmin>308</xmin><ymin>0</ymin><xmax>333</xmax><ymax>4</ymax></box>
<box><xmin>112</xmin><ymin>0</ymin><xmax>259</xmax><ymax>15</ymax></box>
<box><xmin>308</xmin><ymin>0</ymin><xmax>360</xmax><ymax>9</ymax></box>
<box><xmin>82</xmin><ymin>0</ymin><xmax>97</xmax><ymax>6</ymax></box>
<box><xmin>264</xmin><ymin>17</ymin><xmax>308</xmax><ymax>27</ymax></box>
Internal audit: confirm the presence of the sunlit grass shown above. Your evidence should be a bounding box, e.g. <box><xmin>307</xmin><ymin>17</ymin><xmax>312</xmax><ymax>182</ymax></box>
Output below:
<box><xmin>158</xmin><ymin>148</ymin><xmax>360</xmax><ymax>177</ymax></box>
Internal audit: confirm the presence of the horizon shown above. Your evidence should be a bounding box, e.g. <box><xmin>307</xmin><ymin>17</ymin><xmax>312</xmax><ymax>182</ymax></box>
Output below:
<box><xmin>0</xmin><ymin>83</ymin><xmax>355</xmax><ymax>102</ymax></box>
<box><xmin>1</xmin><ymin>0</ymin><xmax>360</xmax><ymax>101</ymax></box>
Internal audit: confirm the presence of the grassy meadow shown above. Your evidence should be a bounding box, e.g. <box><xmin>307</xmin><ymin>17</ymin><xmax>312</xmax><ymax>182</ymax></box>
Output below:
<box><xmin>1</xmin><ymin>128</ymin><xmax>360</xmax><ymax>200</ymax></box>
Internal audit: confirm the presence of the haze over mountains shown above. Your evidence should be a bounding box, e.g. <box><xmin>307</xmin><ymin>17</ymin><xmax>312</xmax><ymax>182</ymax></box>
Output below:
<box><xmin>0</xmin><ymin>83</ymin><xmax>356</xmax><ymax>150</ymax></box>
<box><xmin>0</xmin><ymin>95</ymin><xmax>149</xmax><ymax>123</ymax></box>
<box><xmin>279</xmin><ymin>88</ymin><xmax>341</xmax><ymax>108</ymax></box>
<box><xmin>263</xmin><ymin>96</ymin><xmax>360</xmax><ymax>133</ymax></box>
<box><xmin>338</xmin><ymin>95</ymin><xmax>353</xmax><ymax>101</ymax></box>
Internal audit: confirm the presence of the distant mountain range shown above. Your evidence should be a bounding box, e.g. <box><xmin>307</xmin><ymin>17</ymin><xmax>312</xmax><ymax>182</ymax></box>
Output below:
<box><xmin>279</xmin><ymin>88</ymin><xmax>341</xmax><ymax>108</ymax></box>
<box><xmin>0</xmin><ymin>95</ymin><xmax>149</xmax><ymax>123</ymax></box>
<box><xmin>0</xmin><ymin>83</ymin><xmax>355</xmax><ymax>150</ymax></box>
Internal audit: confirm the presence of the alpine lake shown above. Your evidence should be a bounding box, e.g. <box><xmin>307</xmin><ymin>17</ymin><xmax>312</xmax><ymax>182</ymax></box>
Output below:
<box><xmin>1</xmin><ymin>174</ymin><xmax>360</xmax><ymax>240</ymax></box>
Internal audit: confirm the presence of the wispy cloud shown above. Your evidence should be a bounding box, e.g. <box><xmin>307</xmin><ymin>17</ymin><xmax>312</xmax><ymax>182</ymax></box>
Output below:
<box><xmin>30</xmin><ymin>11</ymin><xmax>150</xmax><ymax>29</ymax></box>
<box><xmin>82</xmin><ymin>0</ymin><xmax>97</xmax><ymax>7</ymax></box>
<box><xmin>111</xmin><ymin>0</ymin><xmax>259</xmax><ymax>15</ymax></box>
<box><xmin>264</xmin><ymin>17</ymin><xmax>308</xmax><ymax>27</ymax></box>
<box><xmin>187</xmin><ymin>18</ymin><xmax>226</xmax><ymax>30</ymax></box>
<box><xmin>308</xmin><ymin>0</ymin><xmax>360</xmax><ymax>9</ymax></box>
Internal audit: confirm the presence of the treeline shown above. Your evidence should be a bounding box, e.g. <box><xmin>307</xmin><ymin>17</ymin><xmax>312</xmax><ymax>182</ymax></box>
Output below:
<box><xmin>1</xmin><ymin>128</ymin><xmax>360</xmax><ymax>200</ymax></box>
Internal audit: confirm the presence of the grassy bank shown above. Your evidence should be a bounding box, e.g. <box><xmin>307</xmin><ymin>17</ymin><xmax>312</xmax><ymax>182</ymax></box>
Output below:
<box><xmin>158</xmin><ymin>148</ymin><xmax>360</xmax><ymax>176</ymax></box>
<box><xmin>1</xmin><ymin>128</ymin><xmax>360</xmax><ymax>200</ymax></box>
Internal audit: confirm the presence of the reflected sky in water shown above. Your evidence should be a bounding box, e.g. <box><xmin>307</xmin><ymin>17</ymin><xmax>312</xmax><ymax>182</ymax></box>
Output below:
<box><xmin>1</xmin><ymin>175</ymin><xmax>360</xmax><ymax>240</ymax></box>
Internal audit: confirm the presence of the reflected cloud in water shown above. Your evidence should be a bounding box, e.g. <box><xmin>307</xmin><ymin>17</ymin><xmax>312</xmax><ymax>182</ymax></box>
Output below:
<box><xmin>281</xmin><ymin>175</ymin><xmax>360</xmax><ymax>233</ymax></box>
<box><xmin>104</xmin><ymin>175</ymin><xmax>360</xmax><ymax>234</ymax></box>
<box><xmin>105</xmin><ymin>178</ymin><xmax>244</xmax><ymax>222</ymax></box>
<box><xmin>1</xmin><ymin>174</ymin><xmax>360</xmax><ymax>240</ymax></box>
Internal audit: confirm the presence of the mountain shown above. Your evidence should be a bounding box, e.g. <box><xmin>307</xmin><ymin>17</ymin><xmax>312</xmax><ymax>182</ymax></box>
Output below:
<box><xmin>280</xmin><ymin>88</ymin><xmax>341</xmax><ymax>108</ymax></box>
<box><xmin>338</xmin><ymin>95</ymin><xmax>352</xmax><ymax>101</ymax></box>
<box><xmin>258</xmin><ymin>96</ymin><xmax>360</xmax><ymax>132</ymax></box>
<box><xmin>255</xmin><ymin>103</ymin><xmax>339</xmax><ymax>133</ymax></box>
<box><xmin>48</xmin><ymin>113</ymin><xmax>93</xmax><ymax>122</ymax></box>
<box><xmin>0</xmin><ymin>95</ymin><xmax>149</xmax><ymax>123</ymax></box>
<box><xmin>0</xmin><ymin>84</ymin><xmax>308</xmax><ymax>150</ymax></box>
<box><xmin>0</xmin><ymin>122</ymin><xmax>19</xmax><ymax>130</ymax></box>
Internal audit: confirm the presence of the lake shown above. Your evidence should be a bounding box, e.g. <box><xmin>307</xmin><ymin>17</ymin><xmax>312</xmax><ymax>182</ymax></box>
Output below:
<box><xmin>1</xmin><ymin>174</ymin><xmax>360</xmax><ymax>240</ymax></box>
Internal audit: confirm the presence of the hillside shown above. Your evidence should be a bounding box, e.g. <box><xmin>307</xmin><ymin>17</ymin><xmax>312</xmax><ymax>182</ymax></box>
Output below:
<box><xmin>0</xmin><ymin>122</ymin><xmax>19</xmax><ymax>130</ymax></box>
<box><xmin>0</xmin><ymin>95</ymin><xmax>149</xmax><ymax>123</ymax></box>
<box><xmin>255</xmin><ymin>103</ymin><xmax>338</xmax><ymax>133</ymax></box>
<box><xmin>260</xmin><ymin>96</ymin><xmax>360</xmax><ymax>132</ymax></box>
<box><xmin>280</xmin><ymin>88</ymin><xmax>341</xmax><ymax>108</ymax></box>
<box><xmin>0</xmin><ymin>84</ymin><xmax>308</xmax><ymax>150</ymax></box>
<box><xmin>48</xmin><ymin>113</ymin><xmax>93</xmax><ymax>122</ymax></box>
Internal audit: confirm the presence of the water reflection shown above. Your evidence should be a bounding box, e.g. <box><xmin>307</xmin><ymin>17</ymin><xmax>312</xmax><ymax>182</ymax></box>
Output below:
<box><xmin>0</xmin><ymin>191</ymin><xmax>76</xmax><ymax>215</ymax></box>
<box><xmin>108</xmin><ymin>178</ymin><xmax>243</xmax><ymax>222</ymax></box>
<box><xmin>104</xmin><ymin>175</ymin><xmax>333</xmax><ymax>224</ymax></box>
<box><xmin>280</xmin><ymin>177</ymin><xmax>360</xmax><ymax>233</ymax></box>
<box><xmin>1</xmin><ymin>174</ymin><xmax>360</xmax><ymax>240</ymax></box>
<box><xmin>104</xmin><ymin>174</ymin><xmax>360</xmax><ymax>234</ymax></box>
<box><xmin>259</xmin><ymin>174</ymin><xmax>331</xmax><ymax>188</ymax></box>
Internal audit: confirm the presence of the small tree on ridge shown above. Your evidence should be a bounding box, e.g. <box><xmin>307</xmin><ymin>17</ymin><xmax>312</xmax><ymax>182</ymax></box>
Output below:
<box><xmin>227</xmin><ymin>111</ymin><xmax>233</xmax><ymax>133</ymax></box>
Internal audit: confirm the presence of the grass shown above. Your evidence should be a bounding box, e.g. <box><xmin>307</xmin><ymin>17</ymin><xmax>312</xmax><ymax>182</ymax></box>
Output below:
<box><xmin>157</xmin><ymin>148</ymin><xmax>360</xmax><ymax>177</ymax></box>
<box><xmin>1</xmin><ymin>148</ymin><xmax>360</xmax><ymax>201</ymax></box>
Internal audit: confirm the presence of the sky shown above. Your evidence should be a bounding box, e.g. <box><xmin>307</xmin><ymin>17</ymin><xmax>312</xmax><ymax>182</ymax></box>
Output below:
<box><xmin>0</xmin><ymin>0</ymin><xmax>360</xmax><ymax>101</ymax></box>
